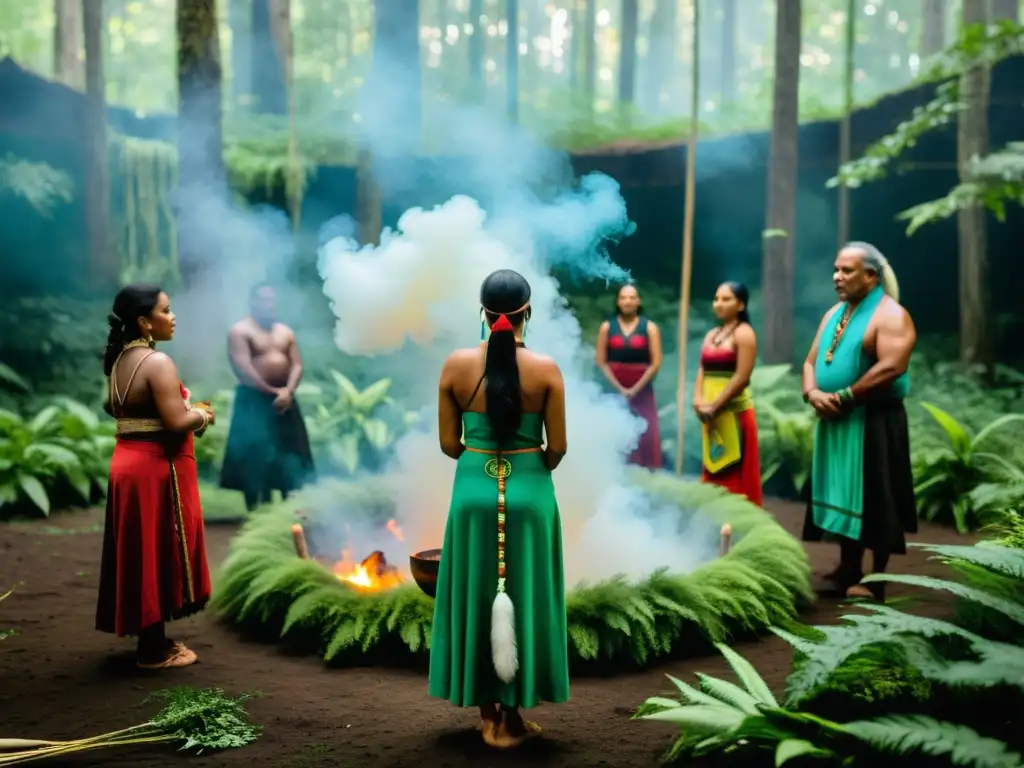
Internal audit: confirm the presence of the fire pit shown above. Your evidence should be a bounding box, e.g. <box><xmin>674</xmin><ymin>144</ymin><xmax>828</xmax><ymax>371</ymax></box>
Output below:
<box><xmin>213</xmin><ymin>474</ymin><xmax>812</xmax><ymax>675</ymax></box>
<box><xmin>410</xmin><ymin>549</ymin><xmax>442</xmax><ymax>598</ymax></box>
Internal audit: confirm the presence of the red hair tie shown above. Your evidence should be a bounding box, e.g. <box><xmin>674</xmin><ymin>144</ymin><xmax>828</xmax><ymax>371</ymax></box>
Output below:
<box><xmin>490</xmin><ymin>314</ymin><xmax>514</xmax><ymax>333</ymax></box>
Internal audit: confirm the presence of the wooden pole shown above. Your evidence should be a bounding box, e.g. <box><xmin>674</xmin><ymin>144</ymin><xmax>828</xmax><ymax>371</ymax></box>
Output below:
<box><xmin>674</xmin><ymin>0</ymin><xmax>700</xmax><ymax>476</ymax></box>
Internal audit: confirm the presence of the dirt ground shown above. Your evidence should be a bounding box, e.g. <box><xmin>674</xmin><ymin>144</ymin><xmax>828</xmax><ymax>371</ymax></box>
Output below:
<box><xmin>0</xmin><ymin>500</ymin><xmax>969</xmax><ymax>768</ymax></box>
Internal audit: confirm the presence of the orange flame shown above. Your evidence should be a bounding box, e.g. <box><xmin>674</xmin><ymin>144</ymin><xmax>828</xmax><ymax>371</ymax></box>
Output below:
<box><xmin>332</xmin><ymin>519</ymin><xmax>406</xmax><ymax>591</ymax></box>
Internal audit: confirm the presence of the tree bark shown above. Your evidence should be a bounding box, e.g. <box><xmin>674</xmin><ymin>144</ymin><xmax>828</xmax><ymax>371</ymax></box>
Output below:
<box><xmin>921</xmin><ymin>0</ymin><xmax>947</xmax><ymax>58</ymax></box>
<box><xmin>956</xmin><ymin>0</ymin><xmax>992</xmax><ymax>366</ymax></box>
<box><xmin>83</xmin><ymin>0</ymin><xmax>111</xmax><ymax>289</ymax></box>
<box><xmin>719</xmin><ymin>0</ymin><xmax>736</xmax><ymax>106</ymax></box>
<box><xmin>250</xmin><ymin>0</ymin><xmax>288</xmax><ymax>113</ymax></box>
<box><xmin>228</xmin><ymin>0</ymin><xmax>251</xmax><ymax>107</ymax></box>
<box><xmin>990</xmin><ymin>0</ymin><xmax>1018</xmax><ymax>21</ymax></box>
<box><xmin>176</xmin><ymin>0</ymin><xmax>226</xmax><ymax>290</ymax></box>
<box><xmin>645</xmin><ymin>0</ymin><xmax>676</xmax><ymax>111</ymax></box>
<box><xmin>618</xmin><ymin>0</ymin><xmax>638</xmax><ymax>106</ymax></box>
<box><xmin>761</xmin><ymin>0</ymin><xmax>801</xmax><ymax>364</ymax></box>
<box><xmin>54</xmin><ymin>0</ymin><xmax>84</xmax><ymax>89</ymax></box>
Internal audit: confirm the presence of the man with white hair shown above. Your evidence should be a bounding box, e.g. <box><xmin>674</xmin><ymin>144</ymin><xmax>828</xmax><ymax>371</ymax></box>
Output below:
<box><xmin>800</xmin><ymin>242</ymin><xmax>918</xmax><ymax>601</ymax></box>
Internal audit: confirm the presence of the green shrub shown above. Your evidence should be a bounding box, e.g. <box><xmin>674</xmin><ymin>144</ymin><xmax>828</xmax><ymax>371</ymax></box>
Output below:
<box><xmin>0</xmin><ymin>397</ymin><xmax>113</xmax><ymax>518</ymax></box>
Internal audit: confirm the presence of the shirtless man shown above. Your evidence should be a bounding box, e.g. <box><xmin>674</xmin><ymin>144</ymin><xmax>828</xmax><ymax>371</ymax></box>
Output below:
<box><xmin>219</xmin><ymin>283</ymin><xmax>316</xmax><ymax>511</ymax></box>
<box><xmin>801</xmin><ymin>242</ymin><xmax>918</xmax><ymax>601</ymax></box>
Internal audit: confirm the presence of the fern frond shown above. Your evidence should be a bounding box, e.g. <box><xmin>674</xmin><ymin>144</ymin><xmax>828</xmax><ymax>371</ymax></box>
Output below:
<box><xmin>913</xmin><ymin>541</ymin><xmax>1024</xmax><ymax>580</ymax></box>
<box><xmin>695</xmin><ymin>673</ymin><xmax>761</xmax><ymax>714</ymax></box>
<box><xmin>776</xmin><ymin>604</ymin><xmax>987</xmax><ymax>705</ymax></box>
<box><xmin>847</xmin><ymin>714</ymin><xmax>1023</xmax><ymax>767</ymax></box>
<box><xmin>214</xmin><ymin>472</ymin><xmax>812</xmax><ymax>672</ymax></box>
<box><xmin>861</xmin><ymin>572</ymin><xmax>1024</xmax><ymax>628</ymax></box>
<box><xmin>715</xmin><ymin>641</ymin><xmax>779</xmax><ymax>707</ymax></box>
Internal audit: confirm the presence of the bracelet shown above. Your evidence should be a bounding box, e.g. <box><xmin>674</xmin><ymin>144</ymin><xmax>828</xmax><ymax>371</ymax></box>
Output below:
<box><xmin>837</xmin><ymin>387</ymin><xmax>854</xmax><ymax>405</ymax></box>
<box><xmin>192</xmin><ymin>407</ymin><xmax>210</xmax><ymax>432</ymax></box>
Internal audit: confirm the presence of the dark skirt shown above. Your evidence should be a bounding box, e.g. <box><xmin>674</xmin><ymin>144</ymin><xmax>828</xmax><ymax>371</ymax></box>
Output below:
<box><xmin>802</xmin><ymin>399</ymin><xmax>917</xmax><ymax>557</ymax></box>
<box><xmin>219</xmin><ymin>385</ymin><xmax>317</xmax><ymax>497</ymax></box>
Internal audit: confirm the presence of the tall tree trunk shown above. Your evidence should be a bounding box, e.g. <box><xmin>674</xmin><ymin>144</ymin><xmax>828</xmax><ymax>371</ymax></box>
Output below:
<box><xmin>250</xmin><ymin>0</ymin><xmax>288</xmax><ymax>113</ymax></box>
<box><xmin>228</xmin><ymin>0</ymin><xmax>251</xmax><ymax>108</ymax></box>
<box><xmin>468</xmin><ymin>0</ymin><xmax>484</xmax><ymax>97</ymax></box>
<box><xmin>618</xmin><ymin>0</ymin><xmax>638</xmax><ymax>106</ymax></box>
<box><xmin>921</xmin><ymin>0</ymin><xmax>947</xmax><ymax>58</ymax></box>
<box><xmin>990</xmin><ymin>0</ymin><xmax>1018</xmax><ymax>21</ymax></box>
<box><xmin>645</xmin><ymin>0</ymin><xmax>676</xmax><ymax>112</ymax></box>
<box><xmin>837</xmin><ymin>0</ymin><xmax>856</xmax><ymax>247</ymax></box>
<box><xmin>176</xmin><ymin>0</ymin><xmax>226</xmax><ymax>291</ymax></box>
<box><xmin>54</xmin><ymin>0</ymin><xmax>84</xmax><ymax>88</ymax></box>
<box><xmin>719</xmin><ymin>0</ymin><xmax>736</xmax><ymax>106</ymax></box>
<box><xmin>506</xmin><ymin>0</ymin><xmax>519</xmax><ymax>123</ymax></box>
<box><xmin>83</xmin><ymin>0</ymin><xmax>111</xmax><ymax>289</ymax></box>
<box><xmin>957</xmin><ymin>0</ymin><xmax>992</xmax><ymax>366</ymax></box>
<box><xmin>357</xmin><ymin>0</ymin><xmax>420</xmax><ymax>245</ymax></box>
<box><xmin>761</xmin><ymin>0</ymin><xmax>801</xmax><ymax>364</ymax></box>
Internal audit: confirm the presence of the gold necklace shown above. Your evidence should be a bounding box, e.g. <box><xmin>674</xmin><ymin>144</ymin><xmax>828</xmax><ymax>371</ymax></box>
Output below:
<box><xmin>123</xmin><ymin>337</ymin><xmax>154</xmax><ymax>351</ymax></box>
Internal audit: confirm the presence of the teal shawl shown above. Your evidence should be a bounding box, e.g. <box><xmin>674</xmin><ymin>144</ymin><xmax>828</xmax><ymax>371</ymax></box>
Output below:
<box><xmin>810</xmin><ymin>286</ymin><xmax>909</xmax><ymax>541</ymax></box>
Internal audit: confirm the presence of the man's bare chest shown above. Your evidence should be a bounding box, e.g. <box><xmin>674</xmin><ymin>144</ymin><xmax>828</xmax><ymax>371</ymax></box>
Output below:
<box><xmin>247</xmin><ymin>327</ymin><xmax>289</xmax><ymax>356</ymax></box>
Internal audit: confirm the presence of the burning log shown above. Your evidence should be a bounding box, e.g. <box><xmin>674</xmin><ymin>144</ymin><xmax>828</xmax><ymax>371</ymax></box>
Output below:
<box><xmin>720</xmin><ymin>524</ymin><xmax>733</xmax><ymax>555</ymax></box>
<box><xmin>291</xmin><ymin>523</ymin><xmax>310</xmax><ymax>559</ymax></box>
<box><xmin>334</xmin><ymin>549</ymin><xmax>404</xmax><ymax>590</ymax></box>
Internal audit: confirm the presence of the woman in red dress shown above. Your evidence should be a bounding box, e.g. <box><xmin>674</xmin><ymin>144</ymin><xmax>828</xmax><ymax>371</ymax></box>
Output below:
<box><xmin>694</xmin><ymin>281</ymin><xmax>763</xmax><ymax>506</ymax></box>
<box><xmin>595</xmin><ymin>283</ymin><xmax>663</xmax><ymax>469</ymax></box>
<box><xmin>95</xmin><ymin>284</ymin><xmax>216</xmax><ymax>670</ymax></box>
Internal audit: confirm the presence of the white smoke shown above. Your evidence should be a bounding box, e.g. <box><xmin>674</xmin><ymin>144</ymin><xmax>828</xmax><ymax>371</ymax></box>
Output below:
<box><xmin>317</xmin><ymin>190</ymin><xmax>720</xmax><ymax>584</ymax></box>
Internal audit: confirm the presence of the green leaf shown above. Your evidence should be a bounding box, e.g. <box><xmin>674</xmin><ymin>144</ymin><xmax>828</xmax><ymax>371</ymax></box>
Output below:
<box><xmin>24</xmin><ymin>443</ymin><xmax>81</xmax><ymax>469</ymax></box>
<box><xmin>53</xmin><ymin>397</ymin><xmax>100</xmax><ymax>430</ymax></box>
<box><xmin>28</xmin><ymin>405</ymin><xmax>62</xmax><ymax>435</ymax></box>
<box><xmin>973</xmin><ymin>413</ymin><xmax>1024</xmax><ymax>450</ymax></box>
<box><xmin>775</xmin><ymin>738</ymin><xmax>832</xmax><ymax>765</ymax></box>
<box><xmin>861</xmin><ymin>572</ymin><xmax>1024</xmax><ymax>628</ymax></box>
<box><xmin>329</xmin><ymin>370</ymin><xmax>360</xmax><ymax>402</ymax></box>
<box><xmin>361</xmin><ymin>418</ymin><xmax>391</xmax><ymax>451</ymax></box>
<box><xmin>0</xmin><ymin>362</ymin><xmax>30</xmax><ymax>393</ymax></box>
<box><xmin>356</xmin><ymin>378</ymin><xmax>392</xmax><ymax>411</ymax></box>
<box><xmin>17</xmin><ymin>474</ymin><xmax>50</xmax><ymax>515</ymax></box>
<box><xmin>695</xmin><ymin>673</ymin><xmax>761</xmax><ymax>715</ymax></box>
<box><xmin>847</xmin><ymin>715</ymin><xmax>1023</xmax><ymax>768</ymax></box>
<box><xmin>328</xmin><ymin>433</ymin><xmax>361</xmax><ymax>474</ymax></box>
<box><xmin>665</xmin><ymin>673</ymin><xmax>727</xmax><ymax>707</ymax></box>
<box><xmin>640</xmin><ymin>703</ymin><xmax>747</xmax><ymax>733</ymax></box>
<box><xmin>715</xmin><ymin>642</ymin><xmax>779</xmax><ymax>707</ymax></box>
<box><xmin>920</xmin><ymin>402</ymin><xmax>971</xmax><ymax>456</ymax></box>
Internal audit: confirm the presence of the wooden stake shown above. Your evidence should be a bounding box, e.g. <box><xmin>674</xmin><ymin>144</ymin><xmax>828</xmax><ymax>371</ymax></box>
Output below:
<box><xmin>291</xmin><ymin>523</ymin><xmax>309</xmax><ymax>559</ymax></box>
<box><xmin>720</xmin><ymin>523</ymin><xmax>733</xmax><ymax>555</ymax></box>
<box><xmin>674</xmin><ymin>0</ymin><xmax>700</xmax><ymax>476</ymax></box>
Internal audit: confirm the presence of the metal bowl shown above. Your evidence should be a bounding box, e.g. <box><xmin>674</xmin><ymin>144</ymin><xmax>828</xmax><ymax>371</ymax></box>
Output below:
<box><xmin>409</xmin><ymin>549</ymin><xmax>442</xmax><ymax>598</ymax></box>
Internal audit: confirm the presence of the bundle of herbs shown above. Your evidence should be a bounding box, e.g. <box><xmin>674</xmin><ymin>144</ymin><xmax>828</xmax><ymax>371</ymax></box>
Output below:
<box><xmin>0</xmin><ymin>687</ymin><xmax>261</xmax><ymax>764</ymax></box>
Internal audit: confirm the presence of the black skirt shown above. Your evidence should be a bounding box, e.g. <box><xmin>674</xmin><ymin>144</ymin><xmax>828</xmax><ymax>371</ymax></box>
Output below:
<box><xmin>219</xmin><ymin>385</ymin><xmax>317</xmax><ymax>496</ymax></box>
<box><xmin>802</xmin><ymin>399</ymin><xmax>918</xmax><ymax>556</ymax></box>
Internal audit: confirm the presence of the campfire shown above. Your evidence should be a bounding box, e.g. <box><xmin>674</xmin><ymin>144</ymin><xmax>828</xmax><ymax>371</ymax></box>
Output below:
<box><xmin>291</xmin><ymin>517</ymin><xmax>407</xmax><ymax>592</ymax></box>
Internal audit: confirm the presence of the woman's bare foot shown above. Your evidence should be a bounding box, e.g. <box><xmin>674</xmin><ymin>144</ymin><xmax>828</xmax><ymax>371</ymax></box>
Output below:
<box><xmin>845</xmin><ymin>582</ymin><xmax>883</xmax><ymax>601</ymax></box>
<box><xmin>483</xmin><ymin>710</ymin><xmax>542</xmax><ymax>749</ymax></box>
<box><xmin>477</xmin><ymin>703</ymin><xmax>500</xmax><ymax>733</ymax></box>
<box><xmin>137</xmin><ymin>643</ymin><xmax>198</xmax><ymax>670</ymax></box>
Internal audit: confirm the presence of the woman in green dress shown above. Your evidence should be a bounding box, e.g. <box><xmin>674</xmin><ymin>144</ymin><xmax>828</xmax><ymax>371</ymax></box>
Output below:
<box><xmin>428</xmin><ymin>268</ymin><xmax>571</xmax><ymax>749</ymax></box>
